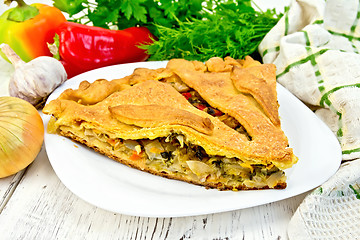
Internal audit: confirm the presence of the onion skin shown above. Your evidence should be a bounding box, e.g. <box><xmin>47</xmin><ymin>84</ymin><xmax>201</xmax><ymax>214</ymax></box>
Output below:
<box><xmin>0</xmin><ymin>96</ymin><xmax>44</xmax><ymax>178</ymax></box>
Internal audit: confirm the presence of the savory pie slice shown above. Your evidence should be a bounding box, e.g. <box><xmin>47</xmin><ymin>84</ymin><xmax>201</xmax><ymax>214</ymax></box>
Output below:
<box><xmin>43</xmin><ymin>56</ymin><xmax>298</xmax><ymax>190</ymax></box>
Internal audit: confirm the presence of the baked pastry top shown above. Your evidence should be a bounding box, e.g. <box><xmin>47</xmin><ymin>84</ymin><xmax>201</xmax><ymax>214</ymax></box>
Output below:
<box><xmin>43</xmin><ymin>56</ymin><xmax>298</xmax><ymax>190</ymax></box>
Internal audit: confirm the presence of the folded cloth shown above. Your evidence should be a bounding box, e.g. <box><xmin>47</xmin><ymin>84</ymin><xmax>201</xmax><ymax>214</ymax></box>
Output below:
<box><xmin>287</xmin><ymin>159</ymin><xmax>360</xmax><ymax>240</ymax></box>
<box><xmin>259</xmin><ymin>0</ymin><xmax>360</xmax><ymax>238</ymax></box>
<box><xmin>259</xmin><ymin>0</ymin><xmax>360</xmax><ymax>161</ymax></box>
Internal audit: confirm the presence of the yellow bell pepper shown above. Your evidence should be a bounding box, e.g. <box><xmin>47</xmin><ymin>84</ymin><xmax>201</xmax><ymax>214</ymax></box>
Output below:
<box><xmin>0</xmin><ymin>0</ymin><xmax>66</xmax><ymax>62</ymax></box>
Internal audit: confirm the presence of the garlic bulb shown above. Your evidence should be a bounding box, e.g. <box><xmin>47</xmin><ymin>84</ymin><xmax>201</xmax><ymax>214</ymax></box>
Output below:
<box><xmin>0</xmin><ymin>43</ymin><xmax>67</xmax><ymax>108</ymax></box>
<box><xmin>0</xmin><ymin>96</ymin><xmax>44</xmax><ymax>178</ymax></box>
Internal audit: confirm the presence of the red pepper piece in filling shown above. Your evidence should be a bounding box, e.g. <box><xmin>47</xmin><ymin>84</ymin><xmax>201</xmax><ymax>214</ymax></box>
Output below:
<box><xmin>55</xmin><ymin>22</ymin><xmax>154</xmax><ymax>78</ymax></box>
<box><xmin>213</xmin><ymin>109</ymin><xmax>224</xmax><ymax>116</ymax></box>
<box><xmin>182</xmin><ymin>92</ymin><xmax>192</xmax><ymax>100</ymax></box>
<box><xmin>196</xmin><ymin>104</ymin><xmax>207</xmax><ymax>111</ymax></box>
<box><xmin>130</xmin><ymin>151</ymin><xmax>142</xmax><ymax>161</ymax></box>
<box><xmin>182</xmin><ymin>91</ymin><xmax>224</xmax><ymax>116</ymax></box>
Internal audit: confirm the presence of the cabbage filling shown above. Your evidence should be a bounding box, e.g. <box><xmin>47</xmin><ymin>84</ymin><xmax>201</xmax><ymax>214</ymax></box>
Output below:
<box><xmin>77</xmin><ymin>127</ymin><xmax>286</xmax><ymax>190</ymax></box>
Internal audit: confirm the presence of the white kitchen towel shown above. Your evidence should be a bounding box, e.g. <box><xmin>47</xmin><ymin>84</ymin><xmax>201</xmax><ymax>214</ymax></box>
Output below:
<box><xmin>287</xmin><ymin>159</ymin><xmax>360</xmax><ymax>240</ymax></box>
<box><xmin>259</xmin><ymin>0</ymin><xmax>360</xmax><ymax>238</ymax></box>
<box><xmin>259</xmin><ymin>0</ymin><xmax>360</xmax><ymax>161</ymax></box>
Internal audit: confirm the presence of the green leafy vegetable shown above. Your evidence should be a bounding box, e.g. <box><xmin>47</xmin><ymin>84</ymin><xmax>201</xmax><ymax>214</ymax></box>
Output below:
<box><xmin>52</xmin><ymin>0</ymin><xmax>210</xmax><ymax>32</ymax></box>
<box><xmin>52</xmin><ymin>0</ymin><xmax>283</xmax><ymax>61</ymax></box>
<box><xmin>53</xmin><ymin>0</ymin><xmax>85</xmax><ymax>16</ymax></box>
<box><xmin>145</xmin><ymin>2</ymin><xmax>281</xmax><ymax>61</ymax></box>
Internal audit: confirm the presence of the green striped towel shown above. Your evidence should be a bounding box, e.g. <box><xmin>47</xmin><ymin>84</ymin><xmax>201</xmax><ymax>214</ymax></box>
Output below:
<box><xmin>259</xmin><ymin>0</ymin><xmax>360</xmax><ymax>160</ymax></box>
<box><xmin>259</xmin><ymin>0</ymin><xmax>360</xmax><ymax>238</ymax></box>
<box><xmin>288</xmin><ymin>159</ymin><xmax>360</xmax><ymax>239</ymax></box>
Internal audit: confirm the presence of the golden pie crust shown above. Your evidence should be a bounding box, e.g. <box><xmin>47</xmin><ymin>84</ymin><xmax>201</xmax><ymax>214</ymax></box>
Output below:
<box><xmin>43</xmin><ymin>56</ymin><xmax>298</xmax><ymax>190</ymax></box>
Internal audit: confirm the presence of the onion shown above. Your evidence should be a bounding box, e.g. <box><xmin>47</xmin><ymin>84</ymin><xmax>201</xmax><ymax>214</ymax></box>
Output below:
<box><xmin>142</xmin><ymin>139</ymin><xmax>165</xmax><ymax>160</ymax></box>
<box><xmin>186</xmin><ymin>160</ymin><xmax>215</xmax><ymax>177</ymax></box>
<box><xmin>176</xmin><ymin>135</ymin><xmax>185</xmax><ymax>148</ymax></box>
<box><xmin>223</xmin><ymin>163</ymin><xmax>250</xmax><ymax>176</ymax></box>
<box><xmin>124</xmin><ymin>139</ymin><xmax>140</xmax><ymax>150</ymax></box>
<box><xmin>266</xmin><ymin>171</ymin><xmax>285</xmax><ymax>188</ymax></box>
<box><xmin>0</xmin><ymin>97</ymin><xmax>44</xmax><ymax>178</ymax></box>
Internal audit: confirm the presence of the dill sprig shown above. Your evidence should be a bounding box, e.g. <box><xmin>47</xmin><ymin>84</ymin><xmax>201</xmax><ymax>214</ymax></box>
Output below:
<box><xmin>144</xmin><ymin>4</ymin><xmax>281</xmax><ymax>61</ymax></box>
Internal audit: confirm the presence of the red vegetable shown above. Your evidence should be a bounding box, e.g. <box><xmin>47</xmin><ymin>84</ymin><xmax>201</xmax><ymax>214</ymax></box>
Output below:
<box><xmin>213</xmin><ymin>109</ymin><xmax>223</xmax><ymax>116</ymax></box>
<box><xmin>55</xmin><ymin>22</ymin><xmax>154</xmax><ymax>78</ymax></box>
<box><xmin>129</xmin><ymin>151</ymin><xmax>141</xmax><ymax>161</ymax></box>
<box><xmin>182</xmin><ymin>92</ymin><xmax>192</xmax><ymax>100</ymax></box>
<box><xmin>196</xmin><ymin>104</ymin><xmax>207</xmax><ymax>111</ymax></box>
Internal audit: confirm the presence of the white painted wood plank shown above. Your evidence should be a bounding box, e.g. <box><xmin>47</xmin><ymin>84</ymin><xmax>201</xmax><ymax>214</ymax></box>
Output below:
<box><xmin>0</xmin><ymin>177</ymin><xmax>12</xmax><ymax>200</ymax></box>
<box><xmin>0</xmin><ymin>144</ymin><xmax>307</xmax><ymax>240</ymax></box>
<box><xmin>0</xmin><ymin>170</ymin><xmax>25</xmax><ymax>212</ymax></box>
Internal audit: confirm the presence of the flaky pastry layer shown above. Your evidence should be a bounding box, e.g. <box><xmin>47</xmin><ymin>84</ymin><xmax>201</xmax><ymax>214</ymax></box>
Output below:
<box><xmin>43</xmin><ymin>56</ymin><xmax>298</xmax><ymax>190</ymax></box>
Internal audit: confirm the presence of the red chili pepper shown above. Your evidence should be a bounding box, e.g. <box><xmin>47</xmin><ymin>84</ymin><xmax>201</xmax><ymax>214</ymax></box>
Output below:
<box><xmin>55</xmin><ymin>22</ymin><xmax>154</xmax><ymax>78</ymax></box>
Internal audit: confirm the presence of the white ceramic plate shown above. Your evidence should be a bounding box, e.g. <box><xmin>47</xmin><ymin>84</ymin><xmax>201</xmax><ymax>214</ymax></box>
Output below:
<box><xmin>43</xmin><ymin>61</ymin><xmax>342</xmax><ymax>217</ymax></box>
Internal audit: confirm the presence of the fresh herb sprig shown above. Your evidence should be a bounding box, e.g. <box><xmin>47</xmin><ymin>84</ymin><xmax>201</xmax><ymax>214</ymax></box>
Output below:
<box><xmin>53</xmin><ymin>0</ymin><xmax>282</xmax><ymax>61</ymax></box>
<box><xmin>53</xmin><ymin>0</ymin><xmax>212</xmax><ymax>34</ymax></box>
<box><xmin>145</xmin><ymin>2</ymin><xmax>281</xmax><ymax>61</ymax></box>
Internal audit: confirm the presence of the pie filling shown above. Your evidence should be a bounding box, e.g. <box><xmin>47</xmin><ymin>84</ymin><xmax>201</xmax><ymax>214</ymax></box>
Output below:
<box><xmin>55</xmin><ymin>121</ymin><xmax>286</xmax><ymax>190</ymax></box>
<box><xmin>165</xmin><ymin>83</ymin><xmax>253</xmax><ymax>140</ymax></box>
